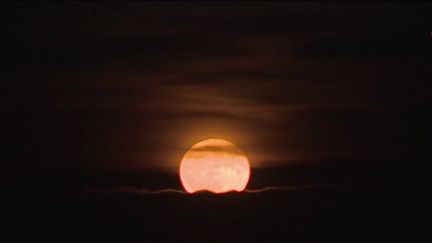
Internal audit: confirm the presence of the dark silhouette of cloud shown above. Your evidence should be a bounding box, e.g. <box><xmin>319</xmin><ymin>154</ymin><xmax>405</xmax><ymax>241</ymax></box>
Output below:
<box><xmin>88</xmin><ymin>182</ymin><xmax>362</xmax><ymax>195</ymax></box>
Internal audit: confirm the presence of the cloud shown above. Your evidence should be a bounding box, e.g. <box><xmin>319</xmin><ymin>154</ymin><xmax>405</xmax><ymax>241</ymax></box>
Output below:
<box><xmin>244</xmin><ymin>182</ymin><xmax>354</xmax><ymax>193</ymax></box>
<box><xmin>88</xmin><ymin>182</ymin><xmax>357</xmax><ymax>195</ymax></box>
<box><xmin>89</xmin><ymin>187</ymin><xmax>185</xmax><ymax>194</ymax></box>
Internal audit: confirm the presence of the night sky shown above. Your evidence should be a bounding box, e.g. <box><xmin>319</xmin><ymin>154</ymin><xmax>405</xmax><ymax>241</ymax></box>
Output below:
<box><xmin>3</xmin><ymin>2</ymin><xmax>432</xmax><ymax>190</ymax></box>
<box><xmin>3</xmin><ymin>2</ymin><xmax>432</xmax><ymax>243</ymax></box>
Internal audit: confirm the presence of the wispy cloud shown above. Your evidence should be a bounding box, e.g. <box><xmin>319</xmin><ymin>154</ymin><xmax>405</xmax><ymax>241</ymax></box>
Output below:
<box><xmin>88</xmin><ymin>182</ymin><xmax>356</xmax><ymax>195</ymax></box>
<box><xmin>89</xmin><ymin>187</ymin><xmax>185</xmax><ymax>194</ymax></box>
<box><xmin>244</xmin><ymin>182</ymin><xmax>354</xmax><ymax>193</ymax></box>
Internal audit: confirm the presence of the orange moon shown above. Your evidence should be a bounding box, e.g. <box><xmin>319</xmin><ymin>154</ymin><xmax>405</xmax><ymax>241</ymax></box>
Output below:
<box><xmin>179</xmin><ymin>139</ymin><xmax>251</xmax><ymax>194</ymax></box>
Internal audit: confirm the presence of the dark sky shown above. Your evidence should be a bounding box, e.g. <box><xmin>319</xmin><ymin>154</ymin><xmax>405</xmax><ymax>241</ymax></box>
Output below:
<box><xmin>3</xmin><ymin>2</ymin><xmax>432</xmax><ymax>189</ymax></box>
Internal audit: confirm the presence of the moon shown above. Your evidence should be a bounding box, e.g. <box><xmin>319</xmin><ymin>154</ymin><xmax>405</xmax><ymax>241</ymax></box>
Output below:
<box><xmin>179</xmin><ymin>139</ymin><xmax>251</xmax><ymax>194</ymax></box>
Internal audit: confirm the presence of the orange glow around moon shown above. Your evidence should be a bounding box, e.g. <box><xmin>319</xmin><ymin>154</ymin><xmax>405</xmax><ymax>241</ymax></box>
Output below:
<box><xmin>179</xmin><ymin>139</ymin><xmax>251</xmax><ymax>194</ymax></box>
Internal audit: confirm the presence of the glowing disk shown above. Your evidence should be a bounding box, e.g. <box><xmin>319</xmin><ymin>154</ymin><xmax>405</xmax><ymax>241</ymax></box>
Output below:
<box><xmin>179</xmin><ymin>139</ymin><xmax>250</xmax><ymax>194</ymax></box>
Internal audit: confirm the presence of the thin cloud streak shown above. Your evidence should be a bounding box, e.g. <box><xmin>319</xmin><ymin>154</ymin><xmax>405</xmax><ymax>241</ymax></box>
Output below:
<box><xmin>88</xmin><ymin>183</ymin><xmax>357</xmax><ymax>195</ymax></box>
<box><xmin>89</xmin><ymin>187</ymin><xmax>185</xmax><ymax>194</ymax></box>
<box><xmin>244</xmin><ymin>183</ymin><xmax>353</xmax><ymax>193</ymax></box>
